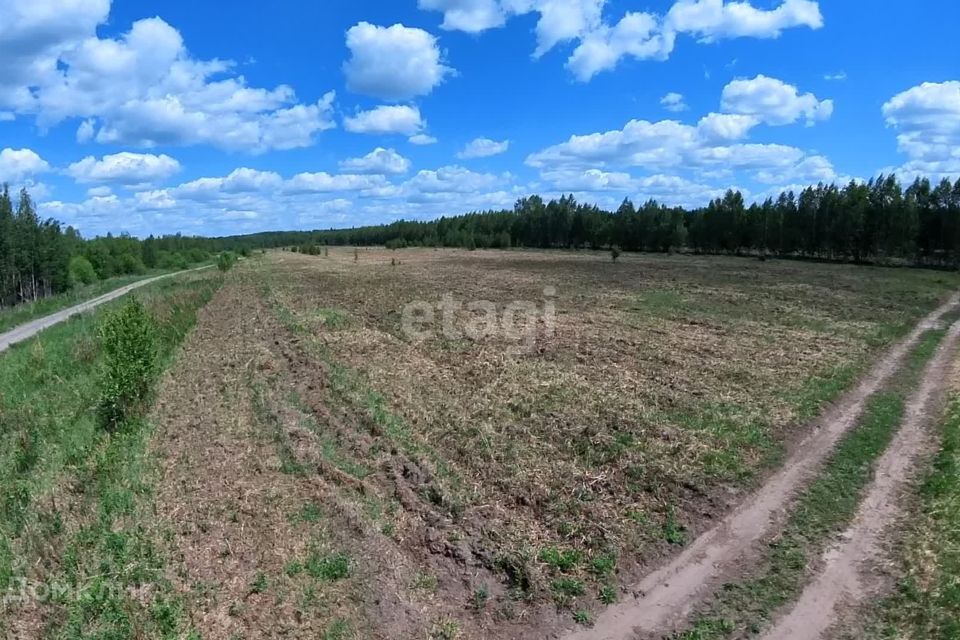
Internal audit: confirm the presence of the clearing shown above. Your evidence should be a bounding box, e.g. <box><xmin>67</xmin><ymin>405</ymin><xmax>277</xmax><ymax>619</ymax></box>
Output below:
<box><xmin>3</xmin><ymin>247</ymin><xmax>959</xmax><ymax>639</ymax></box>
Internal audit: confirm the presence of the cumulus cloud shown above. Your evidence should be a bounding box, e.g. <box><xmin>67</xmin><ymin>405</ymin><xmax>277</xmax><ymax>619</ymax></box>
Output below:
<box><xmin>721</xmin><ymin>75</ymin><xmax>833</xmax><ymax>126</ymax></box>
<box><xmin>422</xmin><ymin>0</ymin><xmax>822</xmax><ymax>81</ymax></box>
<box><xmin>661</xmin><ymin>92</ymin><xmax>688</xmax><ymax>112</ymax></box>
<box><xmin>697</xmin><ymin>112</ymin><xmax>760</xmax><ymax>141</ymax></box>
<box><xmin>0</xmin><ymin>148</ymin><xmax>51</xmax><ymax>183</ymax></box>
<box><xmin>524</xmin><ymin>100</ymin><xmax>829</xmax><ymax>190</ymax></box>
<box><xmin>0</xmin><ymin>5</ymin><xmax>336</xmax><ymax>152</ymax></box>
<box><xmin>882</xmin><ymin>81</ymin><xmax>960</xmax><ymax>177</ymax></box>
<box><xmin>343</xmin><ymin>105</ymin><xmax>426</xmax><ymax>136</ymax></box>
<box><xmin>343</xmin><ymin>22</ymin><xmax>454</xmax><ymax>100</ymax></box>
<box><xmin>666</xmin><ymin>0</ymin><xmax>822</xmax><ymax>42</ymax></box>
<box><xmin>753</xmin><ymin>154</ymin><xmax>836</xmax><ymax>184</ymax></box>
<box><xmin>457</xmin><ymin>137</ymin><xmax>510</xmax><ymax>159</ymax></box>
<box><xmin>67</xmin><ymin>152</ymin><xmax>181</xmax><ymax>186</ymax></box>
<box><xmin>282</xmin><ymin>173</ymin><xmax>390</xmax><ymax>195</ymax></box>
<box><xmin>340</xmin><ymin>148</ymin><xmax>412</xmax><ymax>175</ymax></box>
<box><xmin>409</xmin><ymin>133</ymin><xmax>439</xmax><ymax>145</ymax></box>
<box><xmin>567</xmin><ymin>12</ymin><xmax>674</xmax><ymax>80</ymax></box>
<box><xmin>418</xmin><ymin>0</ymin><xmax>506</xmax><ymax>32</ymax></box>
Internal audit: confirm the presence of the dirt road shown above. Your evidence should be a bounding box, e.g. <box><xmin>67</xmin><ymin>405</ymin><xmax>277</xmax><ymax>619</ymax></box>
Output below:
<box><xmin>759</xmin><ymin>318</ymin><xmax>960</xmax><ymax>640</ymax></box>
<box><xmin>0</xmin><ymin>266</ymin><xmax>213</xmax><ymax>354</ymax></box>
<box><xmin>563</xmin><ymin>293</ymin><xmax>960</xmax><ymax>640</ymax></box>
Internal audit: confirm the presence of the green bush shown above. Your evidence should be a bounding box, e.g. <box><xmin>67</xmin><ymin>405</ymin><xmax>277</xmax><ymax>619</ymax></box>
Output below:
<box><xmin>117</xmin><ymin>253</ymin><xmax>147</xmax><ymax>275</ymax></box>
<box><xmin>97</xmin><ymin>298</ymin><xmax>158</xmax><ymax>430</ymax></box>
<box><xmin>68</xmin><ymin>255</ymin><xmax>98</xmax><ymax>287</ymax></box>
<box><xmin>217</xmin><ymin>251</ymin><xmax>237</xmax><ymax>272</ymax></box>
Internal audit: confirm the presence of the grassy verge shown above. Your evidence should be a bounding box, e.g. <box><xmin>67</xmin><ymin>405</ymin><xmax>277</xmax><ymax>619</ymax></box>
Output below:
<box><xmin>0</xmin><ymin>273</ymin><xmax>166</xmax><ymax>334</ymax></box>
<box><xmin>0</xmin><ymin>272</ymin><xmax>221</xmax><ymax>639</ymax></box>
<box><xmin>858</xmin><ymin>384</ymin><xmax>960</xmax><ymax>639</ymax></box>
<box><xmin>673</xmin><ymin>327</ymin><xmax>948</xmax><ymax>640</ymax></box>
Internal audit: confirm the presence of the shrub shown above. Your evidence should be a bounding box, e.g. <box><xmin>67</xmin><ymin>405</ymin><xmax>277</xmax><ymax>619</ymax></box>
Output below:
<box><xmin>97</xmin><ymin>298</ymin><xmax>158</xmax><ymax>430</ymax></box>
<box><xmin>611</xmin><ymin>247</ymin><xmax>622</xmax><ymax>262</ymax></box>
<box><xmin>68</xmin><ymin>255</ymin><xmax>98</xmax><ymax>287</ymax></box>
<box><xmin>117</xmin><ymin>253</ymin><xmax>147</xmax><ymax>275</ymax></box>
<box><xmin>217</xmin><ymin>251</ymin><xmax>237</xmax><ymax>272</ymax></box>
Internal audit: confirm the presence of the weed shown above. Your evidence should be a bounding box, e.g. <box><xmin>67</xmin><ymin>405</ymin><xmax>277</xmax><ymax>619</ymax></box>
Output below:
<box><xmin>323</xmin><ymin>618</ymin><xmax>353</xmax><ymax>640</ymax></box>
<box><xmin>430</xmin><ymin>618</ymin><xmax>461</xmax><ymax>639</ymax></box>
<box><xmin>471</xmin><ymin>584</ymin><xmax>490</xmax><ymax>611</ymax></box>
<box><xmin>412</xmin><ymin>572</ymin><xmax>438</xmax><ymax>592</ymax></box>
<box><xmin>574</xmin><ymin>609</ymin><xmax>593</xmax><ymax>625</ymax></box>
<box><xmin>589</xmin><ymin>551</ymin><xmax>617</xmax><ymax>577</ymax></box>
<box><xmin>599</xmin><ymin>584</ymin><xmax>617</xmax><ymax>605</ymax></box>
<box><xmin>662</xmin><ymin>508</ymin><xmax>687</xmax><ymax>545</ymax></box>
<box><xmin>552</xmin><ymin>577</ymin><xmax>586</xmax><ymax>607</ymax></box>
<box><xmin>249</xmin><ymin>572</ymin><xmax>268</xmax><ymax>594</ymax></box>
<box><xmin>305</xmin><ymin>549</ymin><xmax>351</xmax><ymax>581</ymax></box>
<box><xmin>539</xmin><ymin>546</ymin><xmax>582</xmax><ymax>573</ymax></box>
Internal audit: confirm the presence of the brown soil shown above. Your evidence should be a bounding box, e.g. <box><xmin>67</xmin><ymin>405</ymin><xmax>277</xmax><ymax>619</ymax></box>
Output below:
<box><xmin>148</xmin><ymin>268</ymin><xmax>562</xmax><ymax>639</ymax></box>
<box><xmin>145</xmin><ymin>250</ymin><xmax>960</xmax><ymax>639</ymax></box>
<box><xmin>561</xmin><ymin>293</ymin><xmax>960</xmax><ymax>640</ymax></box>
<box><xmin>757</xmin><ymin>321</ymin><xmax>960</xmax><ymax>640</ymax></box>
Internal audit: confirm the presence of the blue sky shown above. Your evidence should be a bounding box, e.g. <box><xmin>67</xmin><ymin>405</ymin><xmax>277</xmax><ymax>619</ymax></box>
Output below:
<box><xmin>0</xmin><ymin>0</ymin><xmax>958</xmax><ymax>237</ymax></box>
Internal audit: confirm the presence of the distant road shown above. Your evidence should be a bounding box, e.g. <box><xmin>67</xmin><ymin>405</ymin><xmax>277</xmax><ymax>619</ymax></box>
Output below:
<box><xmin>0</xmin><ymin>265</ymin><xmax>213</xmax><ymax>354</ymax></box>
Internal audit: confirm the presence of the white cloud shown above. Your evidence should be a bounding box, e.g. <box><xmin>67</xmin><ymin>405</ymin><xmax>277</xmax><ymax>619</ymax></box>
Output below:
<box><xmin>406</xmin><ymin>165</ymin><xmax>500</xmax><ymax>194</ymax></box>
<box><xmin>0</xmin><ymin>148</ymin><xmax>50</xmax><ymax>182</ymax></box>
<box><xmin>567</xmin><ymin>12</ymin><xmax>675</xmax><ymax>80</ymax></box>
<box><xmin>753</xmin><ymin>154</ymin><xmax>836</xmax><ymax>184</ymax></box>
<box><xmin>721</xmin><ymin>75</ymin><xmax>833</xmax><ymax>125</ymax></box>
<box><xmin>0</xmin><ymin>7</ymin><xmax>336</xmax><ymax>152</ymax></box>
<box><xmin>340</xmin><ymin>148</ymin><xmax>412</xmax><ymax>175</ymax></box>
<box><xmin>344</xmin><ymin>105</ymin><xmax>426</xmax><ymax>136</ymax></box>
<box><xmin>283</xmin><ymin>172</ymin><xmax>390</xmax><ymax>195</ymax></box>
<box><xmin>882</xmin><ymin>81</ymin><xmax>960</xmax><ymax>177</ymax></box>
<box><xmin>422</xmin><ymin>0</ymin><xmax>822</xmax><ymax>81</ymax></box>
<box><xmin>666</xmin><ymin>0</ymin><xmax>822</xmax><ymax>41</ymax></box>
<box><xmin>421</xmin><ymin>0</ymin><xmax>605</xmax><ymax>56</ymax></box>
<box><xmin>343</xmin><ymin>22</ymin><xmax>454</xmax><ymax>100</ymax></box>
<box><xmin>134</xmin><ymin>189</ymin><xmax>176</xmax><ymax>210</ymax></box>
<box><xmin>220</xmin><ymin>168</ymin><xmax>284</xmax><ymax>193</ymax></box>
<box><xmin>457</xmin><ymin>137</ymin><xmax>510</xmax><ymax>159</ymax></box>
<box><xmin>697</xmin><ymin>112</ymin><xmax>760</xmax><ymax>141</ymax></box>
<box><xmin>661</xmin><ymin>92</ymin><xmax>688</xmax><ymax>112</ymax></box>
<box><xmin>417</xmin><ymin>0</ymin><xmax>506</xmax><ymax>32</ymax></box>
<box><xmin>86</xmin><ymin>186</ymin><xmax>112</xmax><ymax>197</ymax></box>
<box><xmin>540</xmin><ymin>168</ymin><xmax>637</xmax><ymax>191</ymax></box>
<box><xmin>409</xmin><ymin>133</ymin><xmax>439</xmax><ymax>145</ymax></box>
<box><xmin>824</xmin><ymin>71</ymin><xmax>846</xmax><ymax>81</ymax></box>
<box><xmin>67</xmin><ymin>152</ymin><xmax>180</xmax><ymax>186</ymax></box>
<box><xmin>525</xmin><ymin>108</ymin><xmax>823</xmax><ymax>187</ymax></box>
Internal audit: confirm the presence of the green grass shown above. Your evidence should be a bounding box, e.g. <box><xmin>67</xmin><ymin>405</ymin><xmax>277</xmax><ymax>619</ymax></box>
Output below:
<box><xmin>0</xmin><ymin>272</ymin><xmax>220</xmax><ymax>639</ymax></box>
<box><xmin>0</xmin><ymin>272</ymin><xmax>173</xmax><ymax>335</ymax></box>
<box><xmin>859</xmin><ymin>389</ymin><xmax>960</xmax><ymax>639</ymax></box>
<box><xmin>673</xmin><ymin>328</ymin><xmax>947</xmax><ymax>640</ymax></box>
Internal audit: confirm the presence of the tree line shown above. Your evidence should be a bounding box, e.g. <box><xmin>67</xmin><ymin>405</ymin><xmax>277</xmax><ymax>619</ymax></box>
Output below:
<box><xmin>276</xmin><ymin>175</ymin><xmax>960</xmax><ymax>268</ymax></box>
<box><xmin>0</xmin><ymin>185</ymin><xmax>226</xmax><ymax>309</ymax></box>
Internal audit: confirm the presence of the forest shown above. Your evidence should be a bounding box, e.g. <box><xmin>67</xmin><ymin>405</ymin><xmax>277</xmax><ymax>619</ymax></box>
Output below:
<box><xmin>275</xmin><ymin>175</ymin><xmax>960</xmax><ymax>267</ymax></box>
<box><xmin>0</xmin><ymin>185</ymin><xmax>219</xmax><ymax>308</ymax></box>
<box><xmin>3</xmin><ymin>174</ymin><xmax>960</xmax><ymax>310</ymax></box>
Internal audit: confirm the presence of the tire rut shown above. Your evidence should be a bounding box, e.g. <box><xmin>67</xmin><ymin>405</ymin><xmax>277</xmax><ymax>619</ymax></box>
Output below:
<box><xmin>759</xmin><ymin>316</ymin><xmax>960</xmax><ymax>640</ymax></box>
<box><xmin>562</xmin><ymin>293</ymin><xmax>960</xmax><ymax>640</ymax></box>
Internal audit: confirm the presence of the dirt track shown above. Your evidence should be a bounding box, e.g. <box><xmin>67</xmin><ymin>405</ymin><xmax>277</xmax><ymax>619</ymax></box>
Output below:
<box><xmin>0</xmin><ymin>265</ymin><xmax>212</xmax><ymax>354</ymax></box>
<box><xmin>759</xmin><ymin>317</ymin><xmax>960</xmax><ymax>640</ymax></box>
<box><xmin>563</xmin><ymin>293</ymin><xmax>960</xmax><ymax>640</ymax></box>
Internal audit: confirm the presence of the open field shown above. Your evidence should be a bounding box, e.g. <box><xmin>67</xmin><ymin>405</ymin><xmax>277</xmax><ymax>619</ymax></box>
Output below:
<box><xmin>4</xmin><ymin>247</ymin><xmax>960</xmax><ymax>639</ymax></box>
